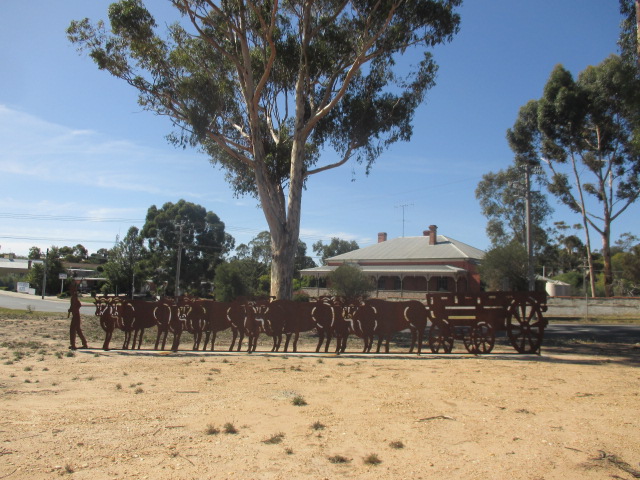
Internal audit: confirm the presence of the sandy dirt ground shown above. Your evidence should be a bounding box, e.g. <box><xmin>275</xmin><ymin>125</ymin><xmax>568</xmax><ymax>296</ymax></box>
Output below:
<box><xmin>0</xmin><ymin>309</ymin><xmax>639</xmax><ymax>480</ymax></box>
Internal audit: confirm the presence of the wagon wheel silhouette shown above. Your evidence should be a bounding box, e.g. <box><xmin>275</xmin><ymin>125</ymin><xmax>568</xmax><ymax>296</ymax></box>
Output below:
<box><xmin>462</xmin><ymin>321</ymin><xmax>495</xmax><ymax>354</ymax></box>
<box><xmin>506</xmin><ymin>294</ymin><xmax>545</xmax><ymax>354</ymax></box>
<box><xmin>428</xmin><ymin>320</ymin><xmax>454</xmax><ymax>354</ymax></box>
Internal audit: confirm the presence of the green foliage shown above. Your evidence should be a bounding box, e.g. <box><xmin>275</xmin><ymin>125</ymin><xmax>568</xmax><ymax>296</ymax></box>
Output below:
<box><xmin>312</xmin><ymin>238</ymin><xmax>359</xmax><ymax>265</ymax></box>
<box><xmin>68</xmin><ymin>0</ymin><xmax>462</xmax><ymax>299</ymax></box>
<box><xmin>214</xmin><ymin>260</ymin><xmax>253</xmax><ymax>302</ymax></box>
<box><xmin>479</xmin><ymin>242</ymin><xmax>529</xmax><ymax>292</ymax></box>
<box><xmin>508</xmin><ymin>55</ymin><xmax>640</xmax><ymax>296</ymax></box>
<box><xmin>24</xmin><ymin>247</ymin><xmax>66</xmax><ymax>295</ymax></box>
<box><xmin>101</xmin><ymin>226</ymin><xmax>148</xmax><ymax>296</ymax></box>
<box><xmin>140</xmin><ymin>199</ymin><xmax>233</xmax><ymax>295</ymax></box>
<box><xmin>327</xmin><ymin>264</ymin><xmax>374</xmax><ymax>303</ymax></box>
<box><xmin>475</xmin><ymin>165</ymin><xmax>552</xmax><ymax>250</ymax></box>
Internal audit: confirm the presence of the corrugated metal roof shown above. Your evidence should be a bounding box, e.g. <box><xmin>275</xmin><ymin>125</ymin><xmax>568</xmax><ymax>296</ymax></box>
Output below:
<box><xmin>326</xmin><ymin>235</ymin><xmax>485</xmax><ymax>263</ymax></box>
<box><xmin>300</xmin><ymin>264</ymin><xmax>467</xmax><ymax>276</ymax></box>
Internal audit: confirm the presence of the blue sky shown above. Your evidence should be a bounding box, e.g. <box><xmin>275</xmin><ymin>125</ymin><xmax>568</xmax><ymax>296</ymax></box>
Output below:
<box><xmin>1</xmin><ymin>0</ymin><xmax>638</xmax><ymax>262</ymax></box>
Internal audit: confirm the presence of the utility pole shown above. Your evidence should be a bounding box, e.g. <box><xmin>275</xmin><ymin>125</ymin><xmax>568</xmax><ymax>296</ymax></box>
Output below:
<box><xmin>175</xmin><ymin>222</ymin><xmax>185</xmax><ymax>298</ymax></box>
<box><xmin>41</xmin><ymin>248</ymin><xmax>49</xmax><ymax>299</ymax></box>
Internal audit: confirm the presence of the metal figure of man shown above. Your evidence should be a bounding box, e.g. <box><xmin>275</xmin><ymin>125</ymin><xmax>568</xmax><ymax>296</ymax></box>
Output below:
<box><xmin>68</xmin><ymin>283</ymin><xmax>88</xmax><ymax>350</ymax></box>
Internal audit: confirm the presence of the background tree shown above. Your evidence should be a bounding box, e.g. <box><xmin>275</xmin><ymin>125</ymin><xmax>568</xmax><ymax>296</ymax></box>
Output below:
<box><xmin>28</xmin><ymin>247</ymin><xmax>42</xmax><ymax>260</ymax></box>
<box><xmin>68</xmin><ymin>0</ymin><xmax>462</xmax><ymax>299</ymax></box>
<box><xmin>59</xmin><ymin>244</ymin><xmax>89</xmax><ymax>263</ymax></box>
<box><xmin>478</xmin><ymin>241</ymin><xmax>529</xmax><ymax>292</ymax></box>
<box><xmin>327</xmin><ymin>263</ymin><xmax>374</xmax><ymax>303</ymax></box>
<box><xmin>475</xmin><ymin>164</ymin><xmax>552</xmax><ymax>250</ymax></box>
<box><xmin>101</xmin><ymin>227</ymin><xmax>149</xmax><ymax>297</ymax></box>
<box><xmin>235</xmin><ymin>230</ymin><xmax>315</xmax><ymax>295</ymax></box>
<box><xmin>140</xmin><ymin>199</ymin><xmax>233</xmax><ymax>295</ymax></box>
<box><xmin>619</xmin><ymin>0</ymin><xmax>640</xmax><ymax>70</ymax></box>
<box><xmin>508</xmin><ymin>56</ymin><xmax>640</xmax><ymax>296</ymax></box>
<box><xmin>25</xmin><ymin>247</ymin><xmax>66</xmax><ymax>296</ymax></box>
<box><xmin>312</xmin><ymin>238</ymin><xmax>360</xmax><ymax>265</ymax></box>
<box><xmin>214</xmin><ymin>260</ymin><xmax>254</xmax><ymax>301</ymax></box>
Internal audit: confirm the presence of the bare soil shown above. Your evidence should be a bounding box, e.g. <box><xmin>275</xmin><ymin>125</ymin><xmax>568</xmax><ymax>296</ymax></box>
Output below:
<box><xmin>1</xmin><ymin>310</ymin><xmax>639</xmax><ymax>480</ymax></box>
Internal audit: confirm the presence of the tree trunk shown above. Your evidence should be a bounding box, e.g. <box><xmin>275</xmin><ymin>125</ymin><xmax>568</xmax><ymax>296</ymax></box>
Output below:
<box><xmin>601</xmin><ymin>226</ymin><xmax>614</xmax><ymax>297</ymax></box>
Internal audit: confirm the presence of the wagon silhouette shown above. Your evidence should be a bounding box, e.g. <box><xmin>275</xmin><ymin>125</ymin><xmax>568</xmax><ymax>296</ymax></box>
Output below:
<box><xmin>425</xmin><ymin>291</ymin><xmax>548</xmax><ymax>354</ymax></box>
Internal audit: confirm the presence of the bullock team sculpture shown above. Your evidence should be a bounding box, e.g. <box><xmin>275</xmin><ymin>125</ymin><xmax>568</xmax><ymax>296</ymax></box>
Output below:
<box><xmin>86</xmin><ymin>291</ymin><xmax>548</xmax><ymax>355</ymax></box>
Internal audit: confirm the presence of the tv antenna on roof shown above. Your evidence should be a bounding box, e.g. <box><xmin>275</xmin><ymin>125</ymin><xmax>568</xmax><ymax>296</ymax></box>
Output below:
<box><xmin>395</xmin><ymin>203</ymin><xmax>413</xmax><ymax>237</ymax></box>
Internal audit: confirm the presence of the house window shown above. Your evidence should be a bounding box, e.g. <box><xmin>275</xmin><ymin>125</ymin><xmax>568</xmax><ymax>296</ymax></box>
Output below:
<box><xmin>437</xmin><ymin>276</ymin><xmax>449</xmax><ymax>291</ymax></box>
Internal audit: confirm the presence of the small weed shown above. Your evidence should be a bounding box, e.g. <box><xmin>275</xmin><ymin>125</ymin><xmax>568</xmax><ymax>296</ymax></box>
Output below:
<box><xmin>134</xmin><ymin>387</ymin><xmax>144</xmax><ymax>394</ymax></box>
<box><xmin>363</xmin><ymin>453</ymin><xmax>381</xmax><ymax>465</ymax></box>
<box><xmin>222</xmin><ymin>359</ymin><xmax>229</xmax><ymax>364</ymax></box>
<box><xmin>285</xmin><ymin>447</ymin><xmax>294</xmax><ymax>455</ymax></box>
<box><xmin>65</xmin><ymin>351</ymin><xmax>75</xmax><ymax>358</ymax></box>
<box><xmin>311</xmin><ymin>421</ymin><xmax>325</xmax><ymax>431</ymax></box>
<box><xmin>24</xmin><ymin>379</ymin><xmax>31</xmax><ymax>383</ymax></box>
<box><xmin>205</xmin><ymin>424</ymin><xmax>220</xmax><ymax>435</ymax></box>
<box><xmin>115</xmin><ymin>383</ymin><xmax>122</xmax><ymax>390</ymax></box>
<box><xmin>93</xmin><ymin>353</ymin><xmax>100</xmax><ymax>357</ymax></box>
<box><xmin>292</xmin><ymin>395</ymin><xmax>307</xmax><ymax>406</ymax></box>
<box><xmin>200</xmin><ymin>358</ymin><xmax>206</xmax><ymax>363</ymax></box>
<box><xmin>262</xmin><ymin>432</ymin><xmax>285</xmax><ymax>445</ymax></box>
<box><xmin>389</xmin><ymin>440</ymin><xmax>404</xmax><ymax>449</ymax></box>
<box><xmin>86</xmin><ymin>376</ymin><xmax>95</xmax><ymax>381</ymax></box>
<box><xmin>223</xmin><ymin>422</ymin><xmax>238</xmax><ymax>434</ymax></box>
<box><xmin>55</xmin><ymin>352</ymin><xmax>63</xmax><ymax>359</ymax></box>
<box><xmin>64</xmin><ymin>464</ymin><xmax>74</xmax><ymax>474</ymax></box>
<box><xmin>290</xmin><ymin>365</ymin><xmax>302</xmax><ymax>372</ymax></box>
<box><xmin>42</xmin><ymin>367</ymin><xmax>49</xmax><ymax>371</ymax></box>
<box><xmin>123</xmin><ymin>372</ymin><xmax>128</xmax><ymax>376</ymax></box>
<box><xmin>328</xmin><ymin>455</ymin><xmax>351</xmax><ymax>464</ymax></box>
<box><xmin>23</xmin><ymin>366</ymin><xmax>32</xmax><ymax>372</ymax></box>
<box><xmin>316</xmin><ymin>358</ymin><xmax>324</xmax><ymax>364</ymax></box>
<box><xmin>3</xmin><ymin>360</ymin><xmax>13</xmax><ymax>365</ymax></box>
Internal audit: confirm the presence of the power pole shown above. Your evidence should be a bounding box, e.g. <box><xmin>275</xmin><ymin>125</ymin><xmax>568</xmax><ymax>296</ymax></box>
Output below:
<box><xmin>174</xmin><ymin>222</ymin><xmax>185</xmax><ymax>298</ymax></box>
<box><xmin>41</xmin><ymin>248</ymin><xmax>49</xmax><ymax>299</ymax></box>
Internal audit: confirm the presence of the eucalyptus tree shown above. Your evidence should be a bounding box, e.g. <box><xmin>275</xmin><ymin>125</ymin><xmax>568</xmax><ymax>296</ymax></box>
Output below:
<box><xmin>102</xmin><ymin>226</ymin><xmax>148</xmax><ymax>296</ymax></box>
<box><xmin>313</xmin><ymin>237</ymin><xmax>359</xmax><ymax>265</ymax></box>
<box><xmin>619</xmin><ymin>0</ymin><xmax>640</xmax><ymax>70</ymax></box>
<box><xmin>508</xmin><ymin>55</ymin><xmax>640</xmax><ymax>297</ymax></box>
<box><xmin>140</xmin><ymin>199</ymin><xmax>233</xmax><ymax>294</ymax></box>
<box><xmin>475</xmin><ymin>165</ymin><xmax>552</xmax><ymax>251</ymax></box>
<box><xmin>68</xmin><ymin>0</ymin><xmax>462</xmax><ymax>299</ymax></box>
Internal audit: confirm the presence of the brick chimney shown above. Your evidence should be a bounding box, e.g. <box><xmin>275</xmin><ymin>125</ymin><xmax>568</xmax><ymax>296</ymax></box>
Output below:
<box><xmin>378</xmin><ymin>232</ymin><xmax>388</xmax><ymax>243</ymax></box>
<box><xmin>423</xmin><ymin>225</ymin><xmax>437</xmax><ymax>245</ymax></box>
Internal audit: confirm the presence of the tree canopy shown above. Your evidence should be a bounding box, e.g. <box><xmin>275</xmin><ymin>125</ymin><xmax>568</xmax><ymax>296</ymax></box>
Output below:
<box><xmin>140</xmin><ymin>199</ymin><xmax>233</xmax><ymax>295</ymax></box>
<box><xmin>68</xmin><ymin>0</ymin><xmax>462</xmax><ymax>299</ymax></box>
<box><xmin>313</xmin><ymin>237</ymin><xmax>359</xmax><ymax>265</ymax></box>
<box><xmin>475</xmin><ymin>165</ymin><xmax>552</xmax><ymax>251</ymax></box>
<box><xmin>507</xmin><ymin>55</ymin><xmax>640</xmax><ymax>296</ymax></box>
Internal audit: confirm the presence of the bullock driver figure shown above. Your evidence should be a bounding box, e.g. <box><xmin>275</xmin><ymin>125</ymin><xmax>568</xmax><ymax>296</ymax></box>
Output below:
<box><xmin>68</xmin><ymin>282</ymin><xmax>88</xmax><ymax>350</ymax></box>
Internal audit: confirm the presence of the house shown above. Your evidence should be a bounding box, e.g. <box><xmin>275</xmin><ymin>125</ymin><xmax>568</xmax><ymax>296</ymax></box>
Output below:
<box><xmin>300</xmin><ymin>225</ymin><xmax>485</xmax><ymax>299</ymax></box>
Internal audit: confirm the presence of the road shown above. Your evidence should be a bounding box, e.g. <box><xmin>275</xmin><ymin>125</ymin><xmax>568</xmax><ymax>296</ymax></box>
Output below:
<box><xmin>0</xmin><ymin>290</ymin><xmax>95</xmax><ymax>315</ymax></box>
<box><xmin>0</xmin><ymin>291</ymin><xmax>638</xmax><ymax>342</ymax></box>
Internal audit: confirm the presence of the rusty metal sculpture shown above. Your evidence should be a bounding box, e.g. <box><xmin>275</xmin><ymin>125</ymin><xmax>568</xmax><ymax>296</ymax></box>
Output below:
<box><xmin>68</xmin><ymin>283</ymin><xmax>88</xmax><ymax>350</ymax></box>
<box><xmin>425</xmin><ymin>291</ymin><xmax>548</xmax><ymax>354</ymax></box>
